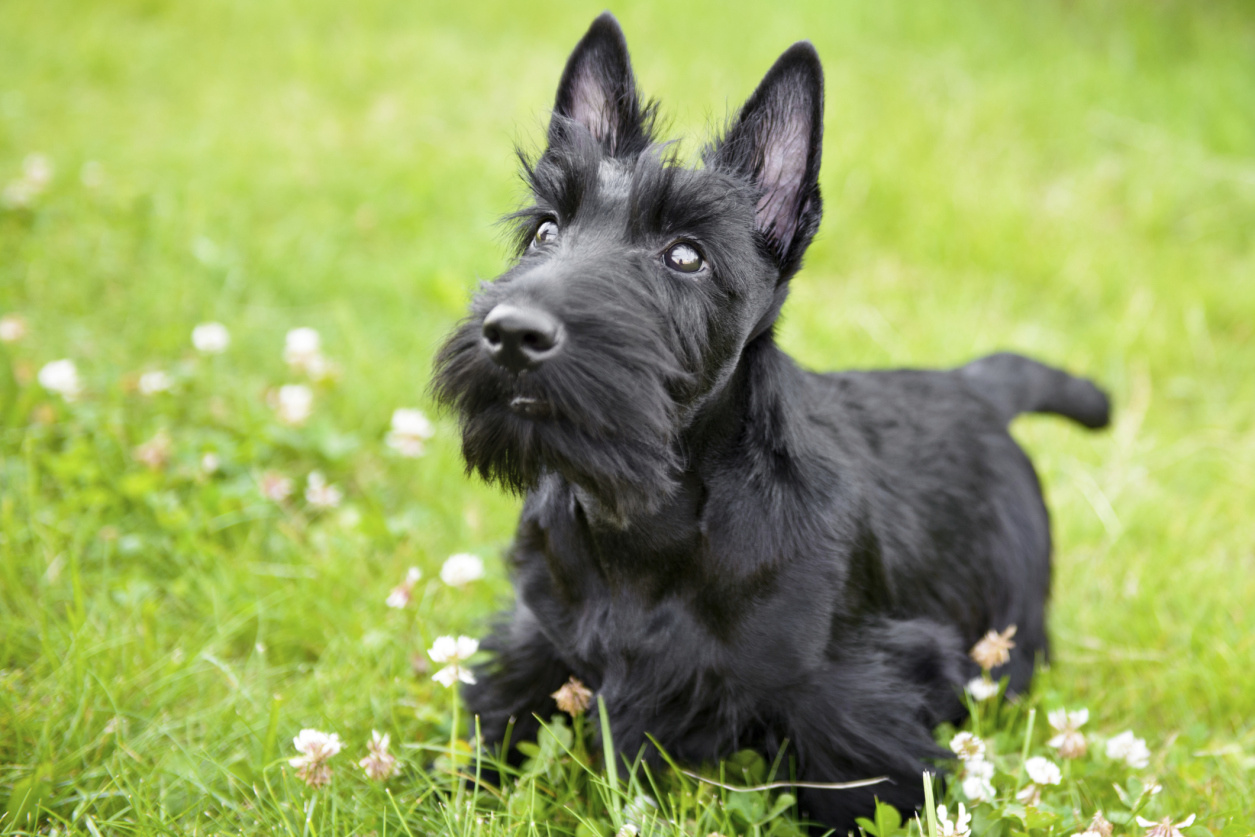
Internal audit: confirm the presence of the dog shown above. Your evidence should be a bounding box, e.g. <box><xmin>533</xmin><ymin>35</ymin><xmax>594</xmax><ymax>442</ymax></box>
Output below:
<box><xmin>432</xmin><ymin>12</ymin><xmax>1110</xmax><ymax>831</ymax></box>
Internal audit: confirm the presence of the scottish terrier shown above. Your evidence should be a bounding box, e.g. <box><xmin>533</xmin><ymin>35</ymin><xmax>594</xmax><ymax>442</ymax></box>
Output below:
<box><xmin>433</xmin><ymin>12</ymin><xmax>1109</xmax><ymax>831</ymax></box>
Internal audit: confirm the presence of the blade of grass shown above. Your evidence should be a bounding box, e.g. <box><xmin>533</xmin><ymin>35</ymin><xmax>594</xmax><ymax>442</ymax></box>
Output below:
<box><xmin>597</xmin><ymin>695</ymin><xmax>622</xmax><ymax>829</ymax></box>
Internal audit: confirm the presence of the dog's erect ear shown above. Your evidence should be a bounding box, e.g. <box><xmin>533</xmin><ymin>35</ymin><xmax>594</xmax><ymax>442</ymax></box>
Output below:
<box><xmin>708</xmin><ymin>43</ymin><xmax>824</xmax><ymax>278</ymax></box>
<box><xmin>550</xmin><ymin>12</ymin><xmax>650</xmax><ymax>157</ymax></box>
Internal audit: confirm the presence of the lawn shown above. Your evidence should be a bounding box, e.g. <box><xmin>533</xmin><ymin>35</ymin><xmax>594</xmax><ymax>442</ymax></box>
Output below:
<box><xmin>2</xmin><ymin>0</ymin><xmax>1253</xmax><ymax>834</ymax></box>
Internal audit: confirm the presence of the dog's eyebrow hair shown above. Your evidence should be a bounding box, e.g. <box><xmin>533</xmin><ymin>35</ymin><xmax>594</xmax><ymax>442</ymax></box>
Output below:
<box><xmin>501</xmin><ymin>204</ymin><xmax>553</xmax><ymax>253</ymax></box>
<box><xmin>625</xmin><ymin>148</ymin><xmax>679</xmax><ymax>237</ymax></box>
<box><xmin>628</xmin><ymin>154</ymin><xmax>745</xmax><ymax>241</ymax></box>
<box><xmin>518</xmin><ymin>129</ymin><xmax>604</xmax><ymax>223</ymax></box>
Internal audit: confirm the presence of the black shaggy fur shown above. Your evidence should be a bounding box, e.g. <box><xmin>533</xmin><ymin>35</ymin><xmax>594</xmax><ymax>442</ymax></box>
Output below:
<box><xmin>432</xmin><ymin>13</ymin><xmax>1110</xmax><ymax>832</ymax></box>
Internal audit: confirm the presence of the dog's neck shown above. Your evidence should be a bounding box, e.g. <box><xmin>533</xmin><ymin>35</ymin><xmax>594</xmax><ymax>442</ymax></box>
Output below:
<box><xmin>688</xmin><ymin>334</ymin><xmax>806</xmax><ymax>463</ymax></box>
<box><xmin>572</xmin><ymin>335</ymin><xmax>808</xmax><ymax>534</ymax></box>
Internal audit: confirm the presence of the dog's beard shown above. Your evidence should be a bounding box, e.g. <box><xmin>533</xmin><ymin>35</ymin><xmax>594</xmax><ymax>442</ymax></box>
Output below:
<box><xmin>432</xmin><ymin>307</ymin><xmax>691</xmax><ymax>521</ymax></box>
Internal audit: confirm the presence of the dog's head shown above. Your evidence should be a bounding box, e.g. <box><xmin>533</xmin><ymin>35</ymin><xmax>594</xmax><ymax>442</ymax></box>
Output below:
<box><xmin>433</xmin><ymin>13</ymin><xmax>824</xmax><ymax>520</ymax></box>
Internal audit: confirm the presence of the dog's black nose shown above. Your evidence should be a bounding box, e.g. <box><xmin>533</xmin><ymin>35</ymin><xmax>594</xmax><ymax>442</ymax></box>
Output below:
<box><xmin>482</xmin><ymin>304</ymin><xmax>563</xmax><ymax>373</ymax></box>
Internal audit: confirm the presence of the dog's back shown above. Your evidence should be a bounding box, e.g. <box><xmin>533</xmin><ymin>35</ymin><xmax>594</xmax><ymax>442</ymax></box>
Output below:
<box><xmin>814</xmin><ymin>352</ymin><xmax>1109</xmax><ymax>694</ymax></box>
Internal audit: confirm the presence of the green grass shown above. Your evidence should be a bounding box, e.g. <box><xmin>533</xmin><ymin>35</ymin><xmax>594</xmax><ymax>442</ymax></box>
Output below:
<box><xmin>2</xmin><ymin>0</ymin><xmax>1254</xmax><ymax>833</ymax></box>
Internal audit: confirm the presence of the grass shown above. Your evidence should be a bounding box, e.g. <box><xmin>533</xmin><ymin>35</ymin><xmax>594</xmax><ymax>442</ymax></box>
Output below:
<box><xmin>2</xmin><ymin>0</ymin><xmax>1254</xmax><ymax>833</ymax></box>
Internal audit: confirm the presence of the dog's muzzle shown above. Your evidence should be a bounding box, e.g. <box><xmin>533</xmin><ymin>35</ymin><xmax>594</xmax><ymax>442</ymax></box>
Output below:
<box><xmin>481</xmin><ymin>304</ymin><xmax>564</xmax><ymax>374</ymax></box>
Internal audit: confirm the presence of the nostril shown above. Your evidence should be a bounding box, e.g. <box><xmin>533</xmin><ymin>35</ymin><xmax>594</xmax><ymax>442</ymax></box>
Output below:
<box><xmin>483</xmin><ymin>324</ymin><xmax>502</xmax><ymax>347</ymax></box>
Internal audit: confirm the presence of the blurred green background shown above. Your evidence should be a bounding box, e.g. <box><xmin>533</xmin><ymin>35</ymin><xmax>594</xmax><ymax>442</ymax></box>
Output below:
<box><xmin>2</xmin><ymin>0</ymin><xmax>1253</xmax><ymax>831</ymax></box>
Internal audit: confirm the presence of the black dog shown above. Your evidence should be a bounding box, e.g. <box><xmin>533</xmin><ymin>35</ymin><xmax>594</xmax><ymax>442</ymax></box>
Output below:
<box><xmin>433</xmin><ymin>13</ymin><xmax>1109</xmax><ymax>831</ymax></box>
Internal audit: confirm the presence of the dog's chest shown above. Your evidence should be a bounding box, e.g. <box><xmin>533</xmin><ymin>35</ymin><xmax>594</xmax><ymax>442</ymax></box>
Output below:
<box><xmin>512</xmin><ymin>482</ymin><xmax>827</xmax><ymax>698</ymax></box>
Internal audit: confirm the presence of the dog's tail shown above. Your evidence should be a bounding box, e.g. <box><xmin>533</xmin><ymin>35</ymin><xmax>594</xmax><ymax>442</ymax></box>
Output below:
<box><xmin>959</xmin><ymin>352</ymin><xmax>1110</xmax><ymax>429</ymax></box>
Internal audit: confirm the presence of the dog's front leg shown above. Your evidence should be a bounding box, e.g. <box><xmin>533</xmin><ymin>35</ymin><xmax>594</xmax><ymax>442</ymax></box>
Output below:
<box><xmin>463</xmin><ymin>603</ymin><xmax>572</xmax><ymax>763</ymax></box>
<box><xmin>784</xmin><ymin>618</ymin><xmax>966</xmax><ymax>829</ymax></box>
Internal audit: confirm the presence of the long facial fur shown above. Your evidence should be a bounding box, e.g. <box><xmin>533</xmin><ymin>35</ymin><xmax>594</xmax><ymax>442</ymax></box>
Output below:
<box><xmin>432</xmin><ymin>112</ymin><xmax>781</xmax><ymax>520</ymax></box>
<box><xmin>431</xmin><ymin>255</ymin><xmax>693</xmax><ymax>520</ymax></box>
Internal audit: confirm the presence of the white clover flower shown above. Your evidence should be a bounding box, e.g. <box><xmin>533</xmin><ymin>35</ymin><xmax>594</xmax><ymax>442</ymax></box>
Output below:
<box><xmin>1048</xmin><ymin>707</ymin><xmax>1089</xmax><ymax>731</ymax></box>
<box><xmin>960</xmin><ymin>757</ymin><xmax>995</xmax><ymax>803</ymax></box>
<box><xmin>0</xmin><ymin>314</ymin><xmax>26</xmax><ymax>342</ymax></box>
<box><xmin>428</xmin><ymin>635</ymin><xmax>479</xmax><ymax>687</ymax></box>
<box><xmin>440</xmin><ymin>552</ymin><xmax>484</xmax><ymax>587</ymax></box>
<box><xmin>1084</xmin><ymin>812</ymin><xmax>1115</xmax><ymax>837</ymax></box>
<box><xmin>1024</xmin><ymin>756</ymin><xmax>1061</xmax><ymax>786</ymax></box>
<box><xmin>970</xmin><ymin>624</ymin><xmax>1016</xmax><ymax>671</ymax></box>
<box><xmin>260</xmin><ymin>471</ymin><xmax>294</xmax><ymax>503</ymax></box>
<box><xmin>385</xmin><ymin>408</ymin><xmax>435</xmax><ymax>457</ymax></box>
<box><xmin>2</xmin><ymin>156</ymin><xmax>52</xmax><ymax>208</ymax></box>
<box><xmin>358</xmin><ymin>730</ymin><xmax>399</xmax><ymax>781</ymax></box>
<box><xmin>138</xmin><ymin>370</ymin><xmax>173</xmax><ymax>395</ymax></box>
<box><xmin>965</xmin><ymin>676</ymin><xmax>1000</xmax><ymax>702</ymax></box>
<box><xmin>429</xmin><ymin>635</ymin><xmax>479</xmax><ymax>664</ymax></box>
<box><xmin>305</xmin><ymin>471</ymin><xmax>343</xmax><ymax>509</ymax></box>
<box><xmin>385</xmin><ymin>567</ymin><xmax>422</xmax><ymax>608</ymax></box>
<box><xmin>551</xmin><ymin>676</ymin><xmax>593</xmax><ymax>717</ymax></box>
<box><xmin>274</xmin><ymin>383</ymin><xmax>314</xmax><ymax>425</ymax></box>
<box><xmin>1047</xmin><ymin>707</ymin><xmax>1089</xmax><ymax>759</ymax></box>
<box><xmin>134</xmin><ymin>431</ymin><xmax>173</xmax><ymax>470</ymax></box>
<box><xmin>23</xmin><ymin>153</ymin><xmax>53</xmax><ymax>190</ymax></box>
<box><xmin>38</xmin><ymin>359</ymin><xmax>81</xmax><ymax>400</ymax></box>
<box><xmin>949</xmin><ymin>732</ymin><xmax>986</xmax><ymax>762</ymax></box>
<box><xmin>966</xmin><ymin>757</ymin><xmax>994</xmax><ymax>781</ymax></box>
<box><xmin>962</xmin><ymin>774</ymin><xmax>995</xmax><ymax>803</ymax></box>
<box><xmin>1135</xmin><ymin>814</ymin><xmax>1195</xmax><ymax>837</ymax></box>
<box><xmin>289</xmin><ymin>728</ymin><xmax>343</xmax><ymax>787</ymax></box>
<box><xmin>191</xmin><ymin>322</ymin><xmax>230</xmax><ymax>353</ymax></box>
<box><xmin>935</xmin><ymin>802</ymin><xmax>971</xmax><ymax>837</ymax></box>
<box><xmin>1106</xmin><ymin>730</ymin><xmax>1151</xmax><ymax>769</ymax></box>
<box><xmin>1</xmin><ymin>180</ymin><xmax>35</xmax><ymax>209</ymax></box>
<box><xmin>284</xmin><ymin>327</ymin><xmax>320</xmax><ymax>363</ymax></box>
<box><xmin>284</xmin><ymin>327</ymin><xmax>332</xmax><ymax>379</ymax></box>
<box><xmin>1016</xmin><ymin>783</ymin><xmax>1042</xmax><ymax>807</ymax></box>
<box><xmin>201</xmin><ymin>452</ymin><xmax>221</xmax><ymax>474</ymax></box>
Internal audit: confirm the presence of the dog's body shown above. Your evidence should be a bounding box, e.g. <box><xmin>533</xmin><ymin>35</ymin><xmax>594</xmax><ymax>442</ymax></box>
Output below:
<box><xmin>434</xmin><ymin>14</ymin><xmax>1109</xmax><ymax>830</ymax></box>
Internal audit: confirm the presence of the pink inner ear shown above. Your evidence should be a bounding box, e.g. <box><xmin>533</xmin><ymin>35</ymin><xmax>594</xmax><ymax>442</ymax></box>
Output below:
<box><xmin>755</xmin><ymin>110</ymin><xmax>810</xmax><ymax>249</ymax></box>
<box><xmin>569</xmin><ymin>67</ymin><xmax>616</xmax><ymax>145</ymax></box>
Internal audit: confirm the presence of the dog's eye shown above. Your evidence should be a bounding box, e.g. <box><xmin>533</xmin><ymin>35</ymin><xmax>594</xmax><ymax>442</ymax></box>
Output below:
<box><xmin>664</xmin><ymin>242</ymin><xmax>704</xmax><ymax>274</ymax></box>
<box><xmin>532</xmin><ymin>220</ymin><xmax>559</xmax><ymax>248</ymax></box>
